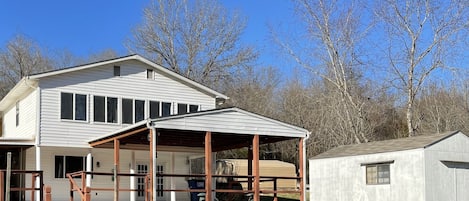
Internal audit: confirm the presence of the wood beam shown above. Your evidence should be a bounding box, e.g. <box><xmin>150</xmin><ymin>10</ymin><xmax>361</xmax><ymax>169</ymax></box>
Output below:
<box><xmin>253</xmin><ymin>135</ymin><xmax>260</xmax><ymax>201</ymax></box>
<box><xmin>205</xmin><ymin>131</ymin><xmax>212</xmax><ymax>201</ymax></box>
<box><xmin>114</xmin><ymin>139</ymin><xmax>120</xmax><ymax>201</ymax></box>
<box><xmin>299</xmin><ymin>138</ymin><xmax>304</xmax><ymax>201</ymax></box>
<box><xmin>90</xmin><ymin>127</ymin><xmax>149</xmax><ymax>147</ymax></box>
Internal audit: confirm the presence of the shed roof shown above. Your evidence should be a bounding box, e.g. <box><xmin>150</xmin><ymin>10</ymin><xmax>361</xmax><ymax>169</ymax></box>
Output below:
<box><xmin>312</xmin><ymin>130</ymin><xmax>461</xmax><ymax>159</ymax></box>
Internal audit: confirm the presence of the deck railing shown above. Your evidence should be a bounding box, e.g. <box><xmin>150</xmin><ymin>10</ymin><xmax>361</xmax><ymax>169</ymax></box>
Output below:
<box><xmin>68</xmin><ymin>171</ymin><xmax>300</xmax><ymax>201</ymax></box>
<box><xmin>0</xmin><ymin>170</ymin><xmax>50</xmax><ymax>201</ymax></box>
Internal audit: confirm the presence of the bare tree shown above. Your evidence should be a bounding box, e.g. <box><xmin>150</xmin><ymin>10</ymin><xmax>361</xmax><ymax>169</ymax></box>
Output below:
<box><xmin>375</xmin><ymin>0</ymin><xmax>469</xmax><ymax>136</ymax></box>
<box><xmin>277</xmin><ymin>0</ymin><xmax>373</xmax><ymax>144</ymax></box>
<box><xmin>127</xmin><ymin>0</ymin><xmax>257</xmax><ymax>87</ymax></box>
<box><xmin>0</xmin><ymin>34</ymin><xmax>53</xmax><ymax>98</ymax></box>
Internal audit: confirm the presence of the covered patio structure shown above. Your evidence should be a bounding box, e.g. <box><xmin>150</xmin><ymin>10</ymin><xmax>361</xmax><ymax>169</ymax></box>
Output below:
<box><xmin>83</xmin><ymin>107</ymin><xmax>309</xmax><ymax>201</ymax></box>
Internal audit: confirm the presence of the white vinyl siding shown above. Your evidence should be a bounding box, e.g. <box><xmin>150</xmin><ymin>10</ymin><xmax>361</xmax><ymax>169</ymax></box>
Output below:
<box><xmin>39</xmin><ymin>61</ymin><xmax>215</xmax><ymax>147</ymax></box>
<box><xmin>2</xmin><ymin>90</ymin><xmax>37</xmax><ymax>139</ymax></box>
<box><xmin>25</xmin><ymin>147</ymin><xmax>195</xmax><ymax>201</ymax></box>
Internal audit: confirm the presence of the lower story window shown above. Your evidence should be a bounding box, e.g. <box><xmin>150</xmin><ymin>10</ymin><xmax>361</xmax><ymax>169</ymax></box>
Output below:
<box><xmin>366</xmin><ymin>163</ymin><xmax>390</xmax><ymax>184</ymax></box>
<box><xmin>54</xmin><ymin>156</ymin><xmax>87</xmax><ymax>178</ymax></box>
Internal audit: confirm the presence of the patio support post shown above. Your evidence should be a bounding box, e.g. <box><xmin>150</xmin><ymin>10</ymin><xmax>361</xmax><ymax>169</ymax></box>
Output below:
<box><xmin>114</xmin><ymin>139</ymin><xmax>120</xmax><ymax>201</ymax></box>
<box><xmin>86</xmin><ymin>151</ymin><xmax>92</xmax><ymax>188</ymax></box>
<box><xmin>253</xmin><ymin>135</ymin><xmax>260</xmax><ymax>201</ymax></box>
<box><xmin>204</xmin><ymin>131</ymin><xmax>212</xmax><ymax>201</ymax></box>
<box><xmin>248</xmin><ymin>145</ymin><xmax>253</xmax><ymax>191</ymax></box>
<box><xmin>130</xmin><ymin>151</ymin><xmax>136</xmax><ymax>201</ymax></box>
<box><xmin>150</xmin><ymin>128</ymin><xmax>158</xmax><ymax>201</ymax></box>
<box><xmin>299</xmin><ymin>138</ymin><xmax>305</xmax><ymax>201</ymax></box>
<box><xmin>170</xmin><ymin>152</ymin><xmax>176</xmax><ymax>201</ymax></box>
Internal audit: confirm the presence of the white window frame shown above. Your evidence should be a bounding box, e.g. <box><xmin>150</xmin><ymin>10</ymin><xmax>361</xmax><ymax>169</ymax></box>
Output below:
<box><xmin>93</xmin><ymin>95</ymin><xmax>118</xmax><ymax>124</ymax></box>
<box><xmin>60</xmin><ymin>92</ymin><xmax>88</xmax><ymax>122</ymax></box>
<box><xmin>362</xmin><ymin>161</ymin><xmax>393</xmax><ymax>185</ymax></box>
<box><xmin>122</xmin><ymin>98</ymin><xmax>146</xmax><ymax>124</ymax></box>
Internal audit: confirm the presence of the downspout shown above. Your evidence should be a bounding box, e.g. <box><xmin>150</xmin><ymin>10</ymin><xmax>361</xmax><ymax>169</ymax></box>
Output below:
<box><xmin>302</xmin><ymin>131</ymin><xmax>311</xmax><ymax>201</ymax></box>
<box><xmin>146</xmin><ymin>120</ymin><xmax>157</xmax><ymax>201</ymax></box>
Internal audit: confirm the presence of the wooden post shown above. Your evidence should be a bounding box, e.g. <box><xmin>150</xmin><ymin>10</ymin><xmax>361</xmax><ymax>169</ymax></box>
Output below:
<box><xmin>248</xmin><ymin>145</ymin><xmax>253</xmax><ymax>191</ymax></box>
<box><xmin>70</xmin><ymin>178</ymin><xmax>74</xmax><ymax>201</ymax></box>
<box><xmin>204</xmin><ymin>131</ymin><xmax>212</xmax><ymax>201</ymax></box>
<box><xmin>84</xmin><ymin>186</ymin><xmax>91</xmax><ymax>201</ymax></box>
<box><xmin>0</xmin><ymin>171</ymin><xmax>4</xmax><ymax>201</ymax></box>
<box><xmin>253</xmin><ymin>135</ymin><xmax>260</xmax><ymax>201</ymax></box>
<box><xmin>5</xmin><ymin>152</ymin><xmax>11</xmax><ymax>201</ymax></box>
<box><xmin>299</xmin><ymin>138</ymin><xmax>305</xmax><ymax>201</ymax></box>
<box><xmin>114</xmin><ymin>139</ymin><xmax>120</xmax><ymax>201</ymax></box>
<box><xmin>31</xmin><ymin>173</ymin><xmax>36</xmax><ymax>201</ymax></box>
<box><xmin>273</xmin><ymin>179</ymin><xmax>278</xmax><ymax>201</ymax></box>
<box><xmin>44</xmin><ymin>185</ymin><xmax>51</xmax><ymax>201</ymax></box>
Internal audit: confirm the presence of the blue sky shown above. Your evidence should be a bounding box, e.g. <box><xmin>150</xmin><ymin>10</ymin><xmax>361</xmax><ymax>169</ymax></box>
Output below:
<box><xmin>0</xmin><ymin>0</ymin><xmax>297</xmax><ymax>69</ymax></box>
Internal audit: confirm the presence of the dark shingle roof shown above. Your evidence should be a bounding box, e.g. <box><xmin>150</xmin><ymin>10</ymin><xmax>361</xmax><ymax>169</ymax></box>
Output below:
<box><xmin>312</xmin><ymin>130</ymin><xmax>461</xmax><ymax>159</ymax></box>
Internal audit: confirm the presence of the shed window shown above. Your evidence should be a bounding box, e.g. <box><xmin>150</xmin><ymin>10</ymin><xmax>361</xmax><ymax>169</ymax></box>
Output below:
<box><xmin>366</xmin><ymin>164</ymin><xmax>390</xmax><ymax>185</ymax></box>
<box><xmin>61</xmin><ymin>92</ymin><xmax>87</xmax><ymax>121</ymax></box>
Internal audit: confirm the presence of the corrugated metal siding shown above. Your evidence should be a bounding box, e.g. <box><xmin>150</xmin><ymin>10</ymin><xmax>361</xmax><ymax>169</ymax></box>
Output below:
<box><xmin>39</xmin><ymin>61</ymin><xmax>215</xmax><ymax>147</ymax></box>
<box><xmin>154</xmin><ymin>110</ymin><xmax>306</xmax><ymax>137</ymax></box>
<box><xmin>424</xmin><ymin>133</ymin><xmax>469</xmax><ymax>201</ymax></box>
<box><xmin>309</xmin><ymin>149</ymin><xmax>425</xmax><ymax>201</ymax></box>
<box><xmin>2</xmin><ymin>90</ymin><xmax>37</xmax><ymax>139</ymax></box>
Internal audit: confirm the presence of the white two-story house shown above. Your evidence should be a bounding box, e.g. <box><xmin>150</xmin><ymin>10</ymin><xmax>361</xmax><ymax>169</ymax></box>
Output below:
<box><xmin>0</xmin><ymin>55</ymin><xmax>309</xmax><ymax>201</ymax></box>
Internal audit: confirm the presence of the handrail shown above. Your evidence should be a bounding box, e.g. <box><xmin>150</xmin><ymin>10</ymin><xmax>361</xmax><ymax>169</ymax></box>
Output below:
<box><xmin>0</xmin><ymin>170</ymin><xmax>45</xmax><ymax>201</ymax></box>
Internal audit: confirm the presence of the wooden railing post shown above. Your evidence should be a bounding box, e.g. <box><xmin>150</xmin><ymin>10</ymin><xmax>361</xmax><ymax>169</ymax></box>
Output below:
<box><xmin>44</xmin><ymin>185</ymin><xmax>51</xmax><ymax>201</ymax></box>
<box><xmin>31</xmin><ymin>173</ymin><xmax>36</xmax><ymax>201</ymax></box>
<box><xmin>84</xmin><ymin>187</ymin><xmax>91</xmax><ymax>201</ymax></box>
<box><xmin>0</xmin><ymin>171</ymin><xmax>4</xmax><ymax>201</ymax></box>
<box><xmin>273</xmin><ymin>179</ymin><xmax>278</xmax><ymax>201</ymax></box>
<box><xmin>69</xmin><ymin>176</ymin><xmax>74</xmax><ymax>201</ymax></box>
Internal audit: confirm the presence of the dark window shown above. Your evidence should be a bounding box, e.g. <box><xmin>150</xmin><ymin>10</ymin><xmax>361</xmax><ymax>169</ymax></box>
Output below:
<box><xmin>147</xmin><ymin>69</ymin><xmax>154</xmax><ymax>79</ymax></box>
<box><xmin>162</xmin><ymin>102</ymin><xmax>172</xmax><ymax>117</ymax></box>
<box><xmin>15</xmin><ymin>102</ymin><xmax>19</xmax><ymax>126</ymax></box>
<box><xmin>122</xmin><ymin>99</ymin><xmax>133</xmax><ymax>124</ymax></box>
<box><xmin>135</xmin><ymin>100</ymin><xmax>145</xmax><ymax>122</ymax></box>
<box><xmin>55</xmin><ymin>156</ymin><xmax>85</xmax><ymax>178</ymax></box>
<box><xmin>61</xmin><ymin>92</ymin><xmax>87</xmax><ymax>121</ymax></box>
<box><xmin>107</xmin><ymin>97</ymin><xmax>118</xmax><ymax>123</ymax></box>
<box><xmin>54</xmin><ymin>156</ymin><xmax>64</xmax><ymax>178</ymax></box>
<box><xmin>114</xmin><ymin>66</ymin><xmax>120</xmax><ymax>76</ymax></box>
<box><xmin>189</xmin><ymin>105</ymin><xmax>199</xmax><ymax>113</ymax></box>
<box><xmin>94</xmin><ymin>96</ymin><xmax>105</xmax><ymax>122</ymax></box>
<box><xmin>366</xmin><ymin>164</ymin><xmax>390</xmax><ymax>185</ymax></box>
<box><xmin>150</xmin><ymin>101</ymin><xmax>160</xmax><ymax>119</ymax></box>
<box><xmin>178</xmin><ymin>104</ymin><xmax>187</xmax><ymax>115</ymax></box>
<box><xmin>61</xmin><ymin>92</ymin><xmax>73</xmax><ymax>120</ymax></box>
<box><xmin>75</xmin><ymin>94</ymin><xmax>87</xmax><ymax>121</ymax></box>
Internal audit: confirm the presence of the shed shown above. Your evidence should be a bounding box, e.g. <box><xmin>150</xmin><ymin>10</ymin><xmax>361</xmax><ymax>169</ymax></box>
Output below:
<box><xmin>220</xmin><ymin>159</ymin><xmax>297</xmax><ymax>190</ymax></box>
<box><xmin>309</xmin><ymin>131</ymin><xmax>469</xmax><ymax>201</ymax></box>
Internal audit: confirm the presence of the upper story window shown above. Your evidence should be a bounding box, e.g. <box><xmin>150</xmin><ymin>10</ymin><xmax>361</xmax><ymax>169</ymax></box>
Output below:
<box><xmin>162</xmin><ymin>102</ymin><xmax>172</xmax><ymax>117</ymax></box>
<box><xmin>122</xmin><ymin>99</ymin><xmax>145</xmax><ymax>124</ymax></box>
<box><xmin>147</xmin><ymin>69</ymin><xmax>154</xmax><ymax>79</ymax></box>
<box><xmin>365</xmin><ymin>163</ymin><xmax>391</xmax><ymax>185</ymax></box>
<box><xmin>15</xmin><ymin>101</ymin><xmax>19</xmax><ymax>126</ymax></box>
<box><xmin>149</xmin><ymin>101</ymin><xmax>160</xmax><ymax>119</ymax></box>
<box><xmin>178</xmin><ymin>103</ymin><xmax>199</xmax><ymax>115</ymax></box>
<box><xmin>61</xmin><ymin>92</ymin><xmax>87</xmax><ymax>121</ymax></box>
<box><xmin>114</xmin><ymin>66</ymin><xmax>121</xmax><ymax>76</ymax></box>
<box><xmin>93</xmin><ymin>96</ymin><xmax>118</xmax><ymax>123</ymax></box>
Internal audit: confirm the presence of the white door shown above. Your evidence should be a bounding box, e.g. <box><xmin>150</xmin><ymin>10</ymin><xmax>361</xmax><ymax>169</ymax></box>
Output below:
<box><xmin>137</xmin><ymin>163</ymin><xmax>165</xmax><ymax>201</ymax></box>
